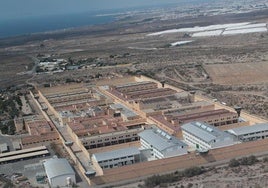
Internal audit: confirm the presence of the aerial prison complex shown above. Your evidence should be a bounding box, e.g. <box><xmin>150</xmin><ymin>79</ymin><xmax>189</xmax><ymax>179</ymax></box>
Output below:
<box><xmin>7</xmin><ymin>75</ymin><xmax>268</xmax><ymax>186</ymax></box>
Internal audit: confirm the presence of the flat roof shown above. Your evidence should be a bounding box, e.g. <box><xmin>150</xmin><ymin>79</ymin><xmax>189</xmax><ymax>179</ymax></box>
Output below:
<box><xmin>0</xmin><ymin>146</ymin><xmax>47</xmax><ymax>158</ymax></box>
<box><xmin>110</xmin><ymin>103</ymin><xmax>137</xmax><ymax>118</ymax></box>
<box><xmin>127</xmin><ymin>88</ymin><xmax>175</xmax><ymax>98</ymax></box>
<box><xmin>181</xmin><ymin>121</ymin><xmax>232</xmax><ymax>143</ymax></box>
<box><xmin>46</xmin><ymin>90</ymin><xmax>89</xmax><ymax>99</ymax></box>
<box><xmin>0</xmin><ymin>143</ymin><xmax>8</xmax><ymax>152</ymax></box>
<box><xmin>138</xmin><ymin>128</ymin><xmax>187</xmax><ymax>152</ymax></box>
<box><xmin>0</xmin><ymin>150</ymin><xmax>49</xmax><ymax>163</ymax></box>
<box><xmin>93</xmin><ymin>147</ymin><xmax>140</xmax><ymax>162</ymax></box>
<box><xmin>53</xmin><ymin>98</ymin><xmax>97</xmax><ymax>108</ymax></box>
<box><xmin>44</xmin><ymin>158</ymin><xmax>75</xmax><ymax>179</ymax></box>
<box><xmin>116</xmin><ymin>81</ymin><xmax>155</xmax><ymax>89</ymax></box>
<box><xmin>228</xmin><ymin>123</ymin><xmax>268</xmax><ymax>136</ymax></box>
<box><xmin>80</xmin><ymin>127</ymin><xmax>143</xmax><ymax>141</ymax></box>
<box><xmin>140</xmin><ymin>97</ymin><xmax>167</xmax><ymax>104</ymax></box>
<box><xmin>171</xmin><ymin>109</ymin><xmax>235</xmax><ymax>120</ymax></box>
<box><xmin>12</xmin><ymin>142</ymin><xmax>21</xmax><ymax>149</ymax></box>
<box><xmin>164</xmin><ymin>101</ymin><xmax>213</xmax><ymax>114</ymax></box>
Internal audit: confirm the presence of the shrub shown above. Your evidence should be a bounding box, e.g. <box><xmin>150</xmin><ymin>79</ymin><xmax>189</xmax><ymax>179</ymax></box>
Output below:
<box><xmin>144</xmin><ymin>173</ymin><xmax>181</xmax><ymax>188</ymax></box>
<box><xmin>229</xmin><ymin>158</ymin><xmax>240</xmax><ymax>167</ymax></box>
<box><xmin>187</xmin><ymin>183</ymin><xmax>193</xmax><ymax>188</ymax></box>
<box><xmin>144</xmin><ymin>175</ymin><xmax>161</xmax><ymax>188</ymax></box>
<box><xmin>247</xmin><ymin>155</ymin><xmax>258</xmax><ymax>165</ymax></box>
<box><xmin>240</xmin><ymin>155</ymin><xmax>258</xmax><ymax>165</ymax></box>
<box><xmin>144</xmin><ymin>166</ymin><xmax>204</xmax><ymax>187</ymax></box>
<box><xmin>183</xmin><ymin>167</ymin><xmax>204</xmax><ymax>177</ymax></box>
<box><xmin>263</xmin><ymin>157</ymin><xmax>268</xmax><ymax>163</ymax></box>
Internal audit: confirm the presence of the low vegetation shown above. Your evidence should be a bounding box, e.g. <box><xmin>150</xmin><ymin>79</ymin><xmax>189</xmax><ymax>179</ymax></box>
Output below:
<box><xmin>142</xmin><ymin>166</ymin><xmax>205</xmax><ymax>188</ymax></box>
<box><xmin>0</xmin><ymin>96</ymin><xmax>21</xmax><ymax>118</ymax></box>
<box><xmin>0</xmin><ymin>120</ymin><xmax>16</xmax><ymax>135</ymax></box>
<box><xmin>0</xmin><ymin>94</ymin><xmax>22</xmax><ymax>135</ymax></box>
<box><xmin>141</xmin><ymin>156</ymin><xmax>262</xmax><ymax>187</ymax></box>
<box><xmin>229</xmin><ymin>155</ymin><xmax>258</xmax><ymax>167</ymax></box>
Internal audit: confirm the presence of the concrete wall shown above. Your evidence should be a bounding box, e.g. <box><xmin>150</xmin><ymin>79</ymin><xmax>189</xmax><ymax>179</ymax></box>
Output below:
<box><xmin>212</xmin><ymin>137</ymin><xmax>235</xmax><ymax>149</ymax></box>
<box><xmin>91</xmin><ymin>156</ymin><xmax>104</xmax><ymax>175</ymax></box>
<box><xmin>50</xmin><ymin>174</ymin><xmax>75</xmax><ymax>188</ymax></box>
<box><xmin>66</xmin><ymin>123</ymin><xmax>90</xmax><ymax>159</ymax></box>
<box><xmin>164</xmin><ymin>146</ymin><xmax>188</xmax><ymax>158</ymax></box>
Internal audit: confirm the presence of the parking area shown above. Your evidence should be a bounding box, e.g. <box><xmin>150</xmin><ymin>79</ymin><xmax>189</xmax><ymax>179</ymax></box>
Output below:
<box><xmin>0</xmin><ymin>157</ymin><xmax>50</xmax><ymax>187</ymax></box>
<box><xmin>0</xmin><ymin>145</ymin><xmax>57</xmax><ymax>187</ymax></box>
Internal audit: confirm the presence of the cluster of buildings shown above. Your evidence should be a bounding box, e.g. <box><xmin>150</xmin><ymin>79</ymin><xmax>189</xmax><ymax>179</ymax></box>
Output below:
<box><xmin>37</xmin><ymin>78</ymin><xmax>268</xmax><ymax>170</ymax></box>
<box><xmin>8</xmin><ymin>76</ymin><xmax>268</xmax><ymax>187</ymax></box>
<box><xmin>96</xmin><ymin>78</ymin><xmax>268</xmax><ymax>167</ymax></box>
<box><xmin>37</xmin><ymin>59</ymin><xmax>67</xmax><ymax>73</ymax></box>
<box><xmin>14</xmin><ymin>115</ymin><xmax>60</xmax><ymax>148</ymax></box>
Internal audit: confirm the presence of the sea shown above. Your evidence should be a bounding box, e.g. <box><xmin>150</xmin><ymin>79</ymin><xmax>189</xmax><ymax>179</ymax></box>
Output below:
<box><xmin>0</xmin><ymin>0</ymin><xmax>208</xmax><ymax>39</ymax></box>
<box><xmin>0</xmin><ymin>11</ymin><xmax>117</xmax><ymax>39</ymax></box>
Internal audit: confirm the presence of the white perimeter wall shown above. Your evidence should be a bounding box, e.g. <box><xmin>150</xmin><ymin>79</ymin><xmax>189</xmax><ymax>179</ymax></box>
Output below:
<box><xmin>50</xmin><ymin>174</ymin><xmax>76</xmax><ymax>188</ymax></box>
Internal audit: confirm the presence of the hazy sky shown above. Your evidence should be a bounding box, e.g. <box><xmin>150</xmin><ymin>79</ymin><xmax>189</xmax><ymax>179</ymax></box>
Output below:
<box><xmin>0</xmin><ymin>0</ymin><xmax>182</xmax><ymax>21</ymax></box>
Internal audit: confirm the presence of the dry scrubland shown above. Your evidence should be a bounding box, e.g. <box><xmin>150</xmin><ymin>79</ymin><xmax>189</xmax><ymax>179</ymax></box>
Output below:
<box><xmin>0</xmin><ymin>7</ymin><xmax>267</xmax><ymax>188</ymax></box>
<box><xmin>0</xmin><ymin>55</ymin><xmax>33</xmax><ymax>87</ymax></box>
<box><xmin>118</xmin><ymin>160</ymin><xmax>268</xmax><ymax>188</ymax></box>
<box><xmin>0</xmin><ymin>12</ymin><xmax>267</xmax><ymax>119</ymax></box>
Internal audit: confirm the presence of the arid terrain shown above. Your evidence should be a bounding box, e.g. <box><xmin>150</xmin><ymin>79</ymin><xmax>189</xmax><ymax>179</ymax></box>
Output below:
<box><xmin>1</xmin><ymin>9</ymin><xmax>267</xmax><ymax>120</ymax></box>
<box><xmin>117</xmin><ymin>156</ymin><xmax>268</xmax><ymax>188</ymax></box>
<box><xmin>0</xmin><ymin>3</ymin><xmax>268</xmax><ymax>188</ymax></box>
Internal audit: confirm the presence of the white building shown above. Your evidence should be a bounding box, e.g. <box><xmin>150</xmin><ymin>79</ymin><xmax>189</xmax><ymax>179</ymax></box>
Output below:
<box><xmin>92</xmin><ymin>147</ymin><xmax>140</xmax><ymax>169</ymax></box>
<box><xmin>43</xmin><ymin>158</ymin><xmax>76</xmax><ymax>187</ymax></box>
<box><xmin>228</xmin><ymin>123</ymin><xmax>268</xmax><ymax>142</ymax></box>
<box><xmin>138</xmin><ymin>128</ymin><xmax>188</xmax><ymax>159</ymax></box>
<box><xmin>181</xmin><ymin>121</ymin><xmax>235</xmax><ymax>151</ymax></box>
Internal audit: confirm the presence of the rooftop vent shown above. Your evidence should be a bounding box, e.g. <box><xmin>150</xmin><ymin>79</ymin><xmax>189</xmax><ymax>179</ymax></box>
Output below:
<box><xmin>165</xmin><ymin>135</ymin><xmax>172</xmax><ymax>140</ymax></box>
<box><xmin>206</xmin><ymin>127</ymin><xmax>213</xmax><ymax>132</ymax></box>
<box><xmin>201</xmin><ymin>124</ymin><xmax>207</xmax><ymax>129</ymax></box>
<box><xmin>196</xmin><ymin>122</ymin><xmax>202</xmax><ymax>127</ymax></box>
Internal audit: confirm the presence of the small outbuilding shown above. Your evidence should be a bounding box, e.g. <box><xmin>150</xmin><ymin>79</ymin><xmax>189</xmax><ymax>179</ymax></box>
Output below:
<box><xmin>43</xmin><ymin>158</ymin><xmax>76</xmax><ymax>187</ymax></box>
<box><xmin>0</xmin><ymin>143</ymin><xmax>9</xmax><ymax>153</ymax></box>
